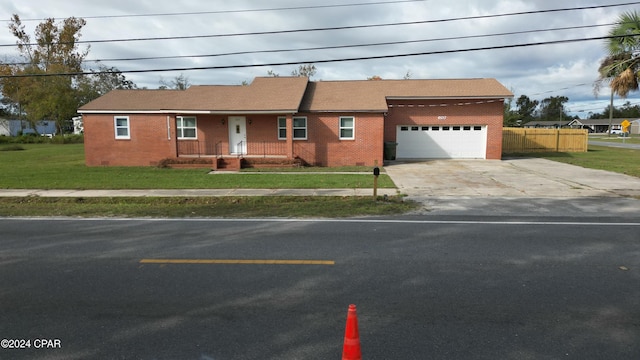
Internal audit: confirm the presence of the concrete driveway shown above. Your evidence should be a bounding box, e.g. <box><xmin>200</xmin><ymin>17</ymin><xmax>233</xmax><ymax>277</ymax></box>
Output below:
<box><xmin>384</xmin><ymin>158</ymin><xmax>640</xmax><ymax>216</ymax></box>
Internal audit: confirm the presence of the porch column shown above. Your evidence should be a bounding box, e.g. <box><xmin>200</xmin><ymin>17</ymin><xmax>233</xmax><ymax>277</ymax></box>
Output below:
<box><xmin>286</xmin><ymin>114</ymin><xmax>294</xmax><ymax>159</ymax></box>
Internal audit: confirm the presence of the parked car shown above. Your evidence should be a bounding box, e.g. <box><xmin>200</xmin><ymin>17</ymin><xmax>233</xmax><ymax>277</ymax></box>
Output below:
<box><xmin>610</xmin><ymin>129</ymin><xmax>623</xmax><ymax>135</ymax></box>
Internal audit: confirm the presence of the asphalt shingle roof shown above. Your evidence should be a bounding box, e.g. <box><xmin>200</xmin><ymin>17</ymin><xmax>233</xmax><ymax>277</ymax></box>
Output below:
<box><xmin>78</xmin><ymin>77</ymin><xmax>513</xmax><ymax>114</ymax></box>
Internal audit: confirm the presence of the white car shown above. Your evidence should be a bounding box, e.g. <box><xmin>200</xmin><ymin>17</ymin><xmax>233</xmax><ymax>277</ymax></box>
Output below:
<box><xmin>610</xmin><ymin>129</ymin><xmax>623</xmax><ymax>135</ymax></box>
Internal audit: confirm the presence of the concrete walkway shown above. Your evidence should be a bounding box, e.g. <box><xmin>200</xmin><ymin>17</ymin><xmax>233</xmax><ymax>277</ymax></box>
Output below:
<box><xmin>0</xmin><ymin>188</ymin><xmax>397</xmax><ymax>197</ymax></box>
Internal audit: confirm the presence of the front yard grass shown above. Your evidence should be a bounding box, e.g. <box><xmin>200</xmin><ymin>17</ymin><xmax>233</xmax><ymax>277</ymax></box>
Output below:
<box><xmin>0</xmin><ymin>144</ymin><xmax>395</xmax><ymax>189</ymax></box>
<box><xmin>509</xmin><ymin>145</ymin><xmax>640</xmax><ymax>178</ymax></box>
<box><xmin>0</xmin><ymin>144</ymin><xmax>411</xmax><ymax>218</ymax></box>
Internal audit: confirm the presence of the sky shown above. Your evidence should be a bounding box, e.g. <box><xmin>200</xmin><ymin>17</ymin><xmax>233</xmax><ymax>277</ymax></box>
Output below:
<box><xmin>1</xmin><ymin>0</ymin><xmax>640</xmax><ymax>118</ymax></box>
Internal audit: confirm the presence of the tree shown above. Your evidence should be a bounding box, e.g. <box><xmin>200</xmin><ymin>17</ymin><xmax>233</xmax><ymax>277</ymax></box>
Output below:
<box><xmin>605</xmin><ymin>10</ymin><xmax>640</xmax><ymax>97</ymax></box>
<box><xmin>1</xmin><ymin>15</ymin><xmax>87</xmax><ymax>134</ymax></box>
<box><xmin>159</xmin><ymin>73</ymin><xmax>190</xmax><ymax>90</ymax></box>
<box><xmin>515</xmin><ymin>95</ymin><xmax>539</xmax><ymax>124</ymax></box>
<box><xmin>0</xmin><ymin>15</ymin><xmax>136</xmax><ymax>134</ymax></box>
<box><xmin>538</xmin><ymin>96</ymin><xmax>568</xmax><ymax>122</ymax></box>
<box><xmin>76</xmin><ymin>64</ymin><xmax>137</xmax><ymax>105</ymax></box>
<box><xmin>503</xmin><ymin>96</ymin><xmax>520</xmax><ymax>127</ymax></box>
<box><xmin>267</xmin><ymin>64</ymin><xmax>317</xmax><ymax>79</ymax></box>
<box><xmin>594</xmin><ymin>11</ymin><xmax>640</xmax><ymax>135</ymax></box>
<box><xmin>291</xmin><ymin>64</ymin><xmax>316</xmax><ymax>78</ymax></box>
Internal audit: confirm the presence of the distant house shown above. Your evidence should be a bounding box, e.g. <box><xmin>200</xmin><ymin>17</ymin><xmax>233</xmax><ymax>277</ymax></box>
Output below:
<box><xmin>0</xmin><ymin>118</ymin><xmax>8</xmax><ymax>136</ymax></box>
<box><xmin>567</xmin><ymin>118</ymin><xmax>638</xmax><ymax>133</ymax></box>
<box><xmin>78</xmin><ymin>76</ymin><xmax>513</xmax><ymax>167</ymax></box>
<box><xmin>0</xmin><ymin>119</ymin><xmax>57</xmax><ymax>137</ymax></box>
<box><xmin>523</xmin><ymin>120</ymin><xmax>571</xmax><ymax>129</ymax></box>
<box><xmin>72</xmin><ymin>116</ymin><xmax>84</xmax><ymax>135</ymax></box>
<box><xmin>632</xmin><ymin>119</ymin><xmax>640</xmax><ymax>135</ymax></box>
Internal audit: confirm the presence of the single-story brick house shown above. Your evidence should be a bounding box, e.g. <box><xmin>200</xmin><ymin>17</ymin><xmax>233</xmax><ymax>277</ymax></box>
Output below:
<box><xmin>78</xmin><ymin>76</ymin><xmax>512</xmax><ymax>167</ymax></box>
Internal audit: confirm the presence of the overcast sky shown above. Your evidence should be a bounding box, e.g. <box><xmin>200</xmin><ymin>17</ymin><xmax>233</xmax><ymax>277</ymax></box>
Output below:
<box><xmin>2</xmin><ymin>0</ymin><xmax>640</xmax><ymax>117</ymax></box>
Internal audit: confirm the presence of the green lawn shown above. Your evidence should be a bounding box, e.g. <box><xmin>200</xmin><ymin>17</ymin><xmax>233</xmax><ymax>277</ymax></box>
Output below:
<box><xmin>511</xmin><ymin>145</ymin><xmax>640</xmax><ymax>178</ymax></box>
<box><xmin>0</xmin><ymin>144</ymin><xmax>395</xmax><ymax>189</ymax></box>
<box><xmin>0</xmin><ymin>196</ymin><xmax>416</xmax><ymax>218</ymax></box>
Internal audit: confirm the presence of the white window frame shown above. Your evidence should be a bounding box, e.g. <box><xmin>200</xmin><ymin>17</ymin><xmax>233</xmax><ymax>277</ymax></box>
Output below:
<box><xmin>276</xmin><ymin>116</ymin><xmax>307</xmax><ymax>140</ymax></box>
<box><xmin>339</xmin><ymin>116</ymin><xmax>355</xmax><ymax>140</ymax></box>
<box><xmin>278</xmin><ymin>116</ymin><xmax>287</xmax><ymax>140</ymax></box>
<box><xmin>114</xmin><ymin>116</ymin><xmax>130</xmax><ymax>139</ymax></box>
<box><xmin>293</xmin><ymin>116</ymin><xmax>307</xmax><ymax>140</ymax></box>
<box><xmin>177</xmin><ymin>116</ymin><xmax>197</xmax><ymax>139</ymax></box>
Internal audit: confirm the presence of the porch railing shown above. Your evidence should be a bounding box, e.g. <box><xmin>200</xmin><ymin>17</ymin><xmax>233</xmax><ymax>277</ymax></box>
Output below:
<box><xmin>177</xmin><ymin>140</ymin><xmax>220</xmax><ymax>157</ymax></box>
<box><xmin>247</xmin><ymin>141</ymin><xmax>288</xmax><ymax>157</ymax></box>
<box><xmin>178</xmin><ymin>140</ymin><xmax>287</xmax><ymax>158</ymax></box>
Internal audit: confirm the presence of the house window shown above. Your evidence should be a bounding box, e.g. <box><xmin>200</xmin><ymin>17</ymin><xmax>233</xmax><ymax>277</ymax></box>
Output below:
<box><xmin>177</xmin><ymin>116</ymin><xmax>197</xmax><ymax>139</ymax></box>
<box><xmin>293</xmin><ymin>117</ymin><xmax>307</xmax><ymax>140</ymax></box>
<box><xmin>278</xmin><ymin>116</ymin><xmax>287</xmax><ymax>140</ymax></box>
<box><xmin>339</xmin><ymin>116</ymin><xmax>355</xmax><ymax>140</ymax></box>
<box><xmin>114</xmin><ymin>116</ymin><xmax>130</xmax><ymax>139</ymax></box>
<box><xmin>277</xmin><ymin>116</ymin><xmax>307</xmax><ymax>140</ymax></box>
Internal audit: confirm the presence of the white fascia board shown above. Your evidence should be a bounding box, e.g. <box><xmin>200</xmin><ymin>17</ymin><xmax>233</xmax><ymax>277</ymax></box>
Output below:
<box><xmin>78</xmin><ymin>109</ymin><xmax>298</xmax><ymax>115</ymax></box>
<box><xmin>386</xmin><ymin>95</ymin><xmax>512</xmax><ymax>100</ymax></box>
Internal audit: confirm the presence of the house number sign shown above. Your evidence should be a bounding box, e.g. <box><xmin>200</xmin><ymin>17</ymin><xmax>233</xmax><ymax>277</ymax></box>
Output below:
<box><xmin>438</xmin><ymin>116</ymin><xmax>447</xmax><ymax>120</ymax></box>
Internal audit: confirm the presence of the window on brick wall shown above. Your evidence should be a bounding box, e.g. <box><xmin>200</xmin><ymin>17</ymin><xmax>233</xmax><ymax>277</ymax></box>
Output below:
<box><xmin>177</xmin><ymin>116</ymin><xmax>197</xmax><ymax>139</ymax></box>
<box><xmin>278</xmin><ymin>116</ymin><xmax>307</xmax><ymax>140</ymax></box>
<box><xmin>114</xmin><ymin>116</ymin><xmax>130</xmax><ymax>139</ymax></box>
<box><xmin>293</xmin><ymin>117</ymin><xmax>307</xmax><ymax>139</ymax></box>
<box><xmin>278</xmin><ymin>117</ymin><xmax>286</xmax><ymax>140</ymax></box>
<box><xmin>339</xmin><ymin>116</ymin><xmax>355</xmax><ymax>140</ymax></box>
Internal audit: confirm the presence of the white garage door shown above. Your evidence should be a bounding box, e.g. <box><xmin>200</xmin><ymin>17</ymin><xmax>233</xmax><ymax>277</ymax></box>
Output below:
<box><xmin>396</xmin><ymin>125</ymin><xmax>487</xmax><ymax>159</ymax></box>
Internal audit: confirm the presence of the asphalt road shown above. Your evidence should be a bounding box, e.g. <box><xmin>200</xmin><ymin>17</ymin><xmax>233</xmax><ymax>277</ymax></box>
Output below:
<box><xmin>1</xmin><ymin>217</ymin><xmax>639</xmax><ymax>360</ymax></box>
<box><xmin>589</xmin><ymin>140</ymin><xmax>640</xmax><ymax>150</ymax></box>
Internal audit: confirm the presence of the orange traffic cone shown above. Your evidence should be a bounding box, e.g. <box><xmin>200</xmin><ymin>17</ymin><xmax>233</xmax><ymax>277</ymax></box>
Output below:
<box><xmin>342</xmin><ymin>304</ymin><xmax>362</xmax><ymax>360</ymax></box>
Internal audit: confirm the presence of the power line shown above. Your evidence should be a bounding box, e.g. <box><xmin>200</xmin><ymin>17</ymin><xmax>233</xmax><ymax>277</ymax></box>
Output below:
<box><xmin>83</xmin><ymin>23</ymin><xmax>614</xmax><ymax>63</ymax></box>
<box><xmin>3</xmin><ymin>33</ymin><xmax>639</xmax><ymax>79</ymax></box>
<box><xmin>1</xmin><ymin>2</ymin><xmax>638</xmax><ymax>48</ymax></box>
<box><xmin>3</xmin><ymin>22</ymin><xmax>616</xmax><ymax>66</ymax></box>
<box><xmin>0</xmin><ymin>0</ymin><xmax>426</xmax><ymax>22</ymax></box>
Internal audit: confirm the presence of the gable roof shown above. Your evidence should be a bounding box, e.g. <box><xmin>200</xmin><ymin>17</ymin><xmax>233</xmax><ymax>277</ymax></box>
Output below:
<box><xmin>78</xmin><ymin>76</ymin><xmax>309</xmax><ymax>114</ymax></box>
<box><xmin>570</xmin><ymin>118</ymin><xmax>640</xmax><ymax>126</ymax></box>
<box><xmin>299</xmin><ymin>78</ymin><xmax>513</xmax><ymax>112</ymax></box>
<box><xmin>78</xmin><ymin>77</ymin><xmax>512</xmax><ymax>114</ymax></box>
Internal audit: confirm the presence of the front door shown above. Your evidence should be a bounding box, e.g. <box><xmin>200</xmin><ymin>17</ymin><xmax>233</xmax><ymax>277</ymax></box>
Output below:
<box><xmin>228</xmin><ymin>116</ymin><xmax>247</xmax><ymax>154</ymax></box>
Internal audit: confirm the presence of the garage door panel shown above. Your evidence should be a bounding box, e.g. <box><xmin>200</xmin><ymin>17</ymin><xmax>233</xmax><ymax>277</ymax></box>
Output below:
<box><xmin>396</xmin><ymin>125</ymin><xmax>486</xmax><ymax>159</ymax></box>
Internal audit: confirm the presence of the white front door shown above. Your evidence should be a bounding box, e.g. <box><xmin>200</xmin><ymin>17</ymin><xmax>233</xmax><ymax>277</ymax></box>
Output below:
<box><xmin>228</xmin><ymin>116</ymin><xmax>247</xmax><ymax>154</ymax></box>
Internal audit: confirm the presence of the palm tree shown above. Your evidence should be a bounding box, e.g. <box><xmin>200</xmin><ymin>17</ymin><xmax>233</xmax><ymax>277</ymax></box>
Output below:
<box><xmin>595</xmin><ymin>11</ymin><xmax>640</xmax><ymax>134</ymax></box>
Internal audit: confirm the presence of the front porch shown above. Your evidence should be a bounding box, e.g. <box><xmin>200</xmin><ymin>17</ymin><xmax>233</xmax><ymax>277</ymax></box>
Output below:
<box><xmin>177</xmin><ymin>139</ymin><xmax>289</xmax><ymax>158</ymax></box>
<box><xmin>173</xmin><ymin>113</ymin><xmax>306</xmax><ymax>170</ymax></box>
<box><xmin>175</xmin><ymin>140</ymin><xmax>305</xmax><ymax>170</ymax></box>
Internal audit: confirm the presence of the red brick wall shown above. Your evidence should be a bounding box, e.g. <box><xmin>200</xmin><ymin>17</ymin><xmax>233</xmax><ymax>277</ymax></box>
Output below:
<box><xmin>293</xmin><ymin>113</ymin><xmax>384</xmax><ymax>167</ymax></box>
<box><xmin>84</xmin><ymin>114</ymin><xmax>177</xmax><ymax>166</ymax></box>
<box><xmin>84</xmin><ymin>100</ymin><xmax>502</xmax><ymax>167</ymax></box>
<box><xmin>384</xmin><ymin>99</ymin><xmax>504</xmax><ymax>159</ymax></box>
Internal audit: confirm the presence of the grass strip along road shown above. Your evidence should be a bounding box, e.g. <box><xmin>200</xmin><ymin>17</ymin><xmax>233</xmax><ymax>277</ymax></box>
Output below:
<box><xmin>1</xmin><ymin>143</ymin><xmax>640</xmax><ymax>218</ymax></box>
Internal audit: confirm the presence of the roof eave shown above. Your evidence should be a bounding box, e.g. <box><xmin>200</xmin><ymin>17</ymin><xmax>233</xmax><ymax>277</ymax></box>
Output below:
<box><xmin>386</xmin><ymin>95</ymin><xmax>513</xmax><ymax>100</ymax></box>
<box><xmin>78</xmin><ymin>109</ymin><xmax>299</xmax><ymax>115</ymax></box>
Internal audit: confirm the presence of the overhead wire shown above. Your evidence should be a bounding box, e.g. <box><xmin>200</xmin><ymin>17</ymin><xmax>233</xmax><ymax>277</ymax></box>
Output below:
<box><xmin>0</xmin><ymin>0</ymin><xmax>427</xmax><ymax>22</ymax></box>
<box><xmin>3</xmin><ymin>22</ymin><xmax>617</xmax><ymax>65</ymax></box>
<box><xmin>1</xmin><ymin>2</ymin><xmax>638</xmax><ymax>47</ymax></box>
<box><xmin>3</xmin><ymin>33</ymin><xmax>640</xmax><ymax>78</ymax></box>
